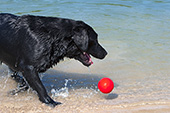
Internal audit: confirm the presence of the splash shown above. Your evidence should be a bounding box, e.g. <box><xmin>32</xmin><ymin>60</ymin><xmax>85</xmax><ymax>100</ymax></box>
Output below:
<box><xmin>2</xmin><ymin>69</ymin><xmax>11</xmax><ymax>89</ymax></box>
<box><xmin>51</xmin><ymin>79</ymin><xmax>72</xmax><ymax>98</ymax></box>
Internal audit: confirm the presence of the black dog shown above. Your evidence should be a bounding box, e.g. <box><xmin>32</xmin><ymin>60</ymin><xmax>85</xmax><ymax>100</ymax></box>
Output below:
<box><xmin>0</xmin><ymin>13</ymin><xmax>107</xmax><ymax>107</ymax></box>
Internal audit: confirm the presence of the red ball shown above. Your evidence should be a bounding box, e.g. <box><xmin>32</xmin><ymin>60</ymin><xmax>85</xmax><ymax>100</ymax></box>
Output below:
<box><xmin>98</xmin><ymin>78</ymin><xmax>114</xmax><ymax>94</ymax></box>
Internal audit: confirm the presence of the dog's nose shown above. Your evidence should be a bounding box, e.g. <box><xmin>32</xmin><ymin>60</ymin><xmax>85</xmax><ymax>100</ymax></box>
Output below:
<box><xmin>103</xmin><ymin>50</ymin><xmax>107</xmax><ymax>57</ymax></box>
<box><xmin>96</xmin><ymin>45</ymin><xmax>108</xmax><ymax>59</ymax></box>
<box><xmin>101</xmin><ymin>49</ymin><xmax>107</xmax><ymax>59</ymax></box>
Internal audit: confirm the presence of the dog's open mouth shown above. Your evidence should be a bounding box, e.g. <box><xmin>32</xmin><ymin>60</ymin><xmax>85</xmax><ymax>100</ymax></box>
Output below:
<box><xmin>78</xmin><ymin>52</ymin><xmax>93</xmax><ymax>66</ymax></box>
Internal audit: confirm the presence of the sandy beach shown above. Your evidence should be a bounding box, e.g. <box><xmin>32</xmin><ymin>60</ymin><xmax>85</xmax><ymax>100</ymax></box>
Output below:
<box><xmin>0</xmin><ymin>60</ymin><xmax>170</xmax><ymax>113</ymax></box>
<box><xmin>0</xmin><ymin>96</ymin><xmax>170</xmax><ymax>113</ymax></box>
<box><xmin>0</xmin><ymin>75</ymin><xmax>170</xmax><ymax>113</ymax></box>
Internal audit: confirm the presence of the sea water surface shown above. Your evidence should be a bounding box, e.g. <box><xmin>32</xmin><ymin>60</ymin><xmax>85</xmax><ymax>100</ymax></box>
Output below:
<box><xmin>0</xmin><ymin>0</ymin><xmax>170</xmax><ymax>108</ymax></box>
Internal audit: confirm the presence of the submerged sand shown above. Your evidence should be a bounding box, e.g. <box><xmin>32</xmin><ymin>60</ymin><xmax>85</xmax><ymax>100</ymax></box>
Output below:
<box><xmin>0</xmin><ymin>64</ymin><xmax>170</xmax><ymax>113</ymax></box>
<box><xmin>0</xmin><ymin>77</ymin><xmax>170</xmax><ymax>113</ymax></box>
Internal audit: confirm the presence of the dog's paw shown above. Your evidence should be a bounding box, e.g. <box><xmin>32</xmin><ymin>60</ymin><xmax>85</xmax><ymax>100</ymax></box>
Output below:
<box><xmin>9</xmin><ymin>85</ymin><xmax>29</xmax><ymax>95</ymax></box>
<box><xmin>50</xmin><ymin>101</ymin><xmax>62</xmax><ymax>107</ymax></box>
<box><xmin>40</xmin><ymin>96</ymin><xmax>62</xmax><ymax>107</ymax></box>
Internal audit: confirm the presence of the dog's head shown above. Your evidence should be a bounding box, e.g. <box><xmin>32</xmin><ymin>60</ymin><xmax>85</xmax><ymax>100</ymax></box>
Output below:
<box><xmin>66</xmin><ymin>21</ymin><xmax>107</xmax><ymax>67</ymax></box>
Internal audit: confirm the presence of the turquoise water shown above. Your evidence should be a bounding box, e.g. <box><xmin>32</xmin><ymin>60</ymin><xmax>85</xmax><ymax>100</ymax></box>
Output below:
<box><xmin>0</xmin><ymin>0</ymin><xmax>170</xmax><ymax>105</ymax></box>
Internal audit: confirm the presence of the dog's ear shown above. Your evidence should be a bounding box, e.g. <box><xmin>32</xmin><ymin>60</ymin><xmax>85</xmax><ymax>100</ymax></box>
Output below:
<box><xmin>72</xmin><ymin>26</ymin><xmax>89</xmax><ymax>51</ymax></box>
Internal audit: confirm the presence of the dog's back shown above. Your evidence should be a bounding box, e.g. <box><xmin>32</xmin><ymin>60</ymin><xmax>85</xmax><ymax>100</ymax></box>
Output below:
<box><xmin>0</xmin><ymin>13</ymin><xmax>18</xmax><ymax>25</ymax></box>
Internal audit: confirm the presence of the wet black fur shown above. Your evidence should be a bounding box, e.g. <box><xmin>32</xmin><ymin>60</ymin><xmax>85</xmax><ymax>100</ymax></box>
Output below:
<box><xmin>0</xmin><ymin>13</ymin><xmax>107</xmax><ymax>107</ymax></box>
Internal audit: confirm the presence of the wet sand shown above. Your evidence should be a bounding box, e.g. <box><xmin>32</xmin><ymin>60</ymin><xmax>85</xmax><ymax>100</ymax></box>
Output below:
<box><xmin>0</xmin><ymin>77</ymin><xmax>170</xmax><ymax>113</ymax></box>
<box><xmin>0</xmin><ymin>96</ymin><xmax>170</xmax><ymax>113</ymax></box>
<box><xmin>0</xmin><ymin>64</ymin><xmax>170</xmax><ymax>113</ymax></box>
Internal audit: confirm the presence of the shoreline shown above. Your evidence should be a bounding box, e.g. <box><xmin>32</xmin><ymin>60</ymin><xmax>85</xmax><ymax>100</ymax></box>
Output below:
<box><xmin>0</xmin><ymin>99</ymin><xmax>170</xmax><ymax>113</ymax></box>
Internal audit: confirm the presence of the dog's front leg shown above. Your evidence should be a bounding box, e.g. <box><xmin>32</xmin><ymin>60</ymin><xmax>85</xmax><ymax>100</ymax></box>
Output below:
<box><xmin>22</xmin><ymin>65</ymin><xmax>61</xmax><ymax>107</ymax></box>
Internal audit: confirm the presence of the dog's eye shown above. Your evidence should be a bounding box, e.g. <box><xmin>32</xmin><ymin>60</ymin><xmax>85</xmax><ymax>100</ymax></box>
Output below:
<box><xmin>74</xmin><ymin>26</ymin><xmax>82</xmax><ymax>33</ymax></box>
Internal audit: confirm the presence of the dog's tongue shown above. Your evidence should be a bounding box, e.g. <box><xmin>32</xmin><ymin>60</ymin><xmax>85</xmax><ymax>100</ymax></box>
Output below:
<box><xmin>84</xmin><ymin>52</ymin><xmax>93</xmax><ymax>65</ymax></box>
<box><xmin>88</xmin><ymin>55</ymin><xmax>93</xmax><ymax>65</ymax></box>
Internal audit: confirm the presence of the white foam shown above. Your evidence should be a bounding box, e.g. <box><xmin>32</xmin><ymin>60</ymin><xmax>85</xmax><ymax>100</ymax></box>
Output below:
<box><xmin>51</xmin><ymin>79</ymin><xmax>72</xmax><ymax>98</ymax></box>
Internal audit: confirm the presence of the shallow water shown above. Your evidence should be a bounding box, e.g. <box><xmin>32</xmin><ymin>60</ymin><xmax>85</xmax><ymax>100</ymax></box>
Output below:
<box><xmin>0</xmin><ymin>0</ymin><xmax>170</xmax><ymax>109</ymax></box>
